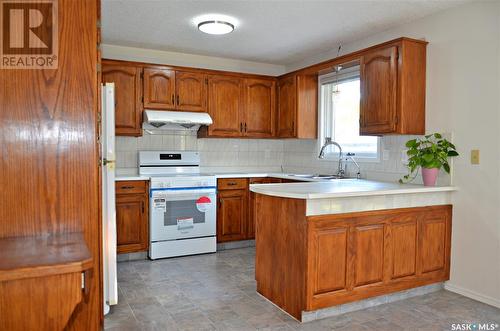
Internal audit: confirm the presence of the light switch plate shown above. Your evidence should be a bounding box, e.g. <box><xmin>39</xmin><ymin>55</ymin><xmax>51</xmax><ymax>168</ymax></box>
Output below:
<box><xmin>471</xmin><ymin>150</ymin><xmax>480</xmax><ymax>165</ymax></box>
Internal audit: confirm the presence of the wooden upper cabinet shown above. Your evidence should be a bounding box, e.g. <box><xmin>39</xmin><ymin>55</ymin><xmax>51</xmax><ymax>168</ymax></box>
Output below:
<box><xmin>360</xmin><ymin>46</ymin><xmax>398</xmax><ymax>134</ymax></box>
<box><xmin>243</xmin><ymin>79</ymin><xmax>276</xmax><ymax>137</ymax></box>
<box><xmin>277</xmin><ymin>74</ymin><xmax>317</xmax><ymax>139</ymax></box>
<box><xmin>143</xmin><ymin>68</ymin><xmax>176</xmax><ymax>109</ymax></box>
<box><xmin>277</xmin><ymin>75</ymin><xmax>296</xmax><ymax>137</ymax></box>
<box><xmin>176</xmin><ymin>71</ymin><xmax>207</xmax><ymax>112</ymax></box>
<box><xmin>102</xmin><ymin>63</ymin><xmax>143</xmax><ymax>136</ymax></box>
<box><xmin>205</xmin><ymin>75</ymin><xmax>243</xmax><ymax>137</ymax></box>
<box><xmin>360</xmin><ymin>39</ymin><xmax>427</xmax><ymax>135</ymax></box>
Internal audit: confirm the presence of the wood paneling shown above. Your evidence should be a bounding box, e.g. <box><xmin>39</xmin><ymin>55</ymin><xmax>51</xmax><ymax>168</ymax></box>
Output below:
<box><xmin>115</xmin><ymin>181</ymin><xmax>149</xmax><ymax>254</ymax></box>
<box><xmin>102</xmin><ymin>63</ymin><xmax>143</xmax><ymax>136</ymax></box>
<box><xmin>176</xmin><ymin>71</ymin><xmax>207</xmax><ymax>112</ymax></box>
<box><xmin>247</xmin><ymin>177</ymin><xmax>282</xmax><ymax>239</ymax></box>
<box><xmin>352</xmin><ymin>224</ymin><xmax>385</xmax><ymax>287</ymax></box>
<box><xmin>0</xmin><ymin>233</ymin><xmax>92</xmax><ymax>282</ymax></box>
<box><xmin>0</xmin><ymin>273</ymin><xmax>86</xmax><ymax>331</ymax></box>
<box><xmin>206</xmin><ymin>75</ymin><xmax>244</xmax><ymax>137</ymax></box>
<box><xmin>360</xmin><ymin>45</ymin><xmax>398</xmax><ymax>135</ymax></box>
<box><xmin>243</xmin><ymin>79</ymin><xmax>276</xmax><ymax>137</ymax></box>
<box><xmin>277</xmin><ymin>75</ymin><xmax>296</xmax><ymax>137</ymax></box>
<box><xmin>217</xmin><ymin>189</ymin><xmax>248</xmax><ymax>242</ymax></box>
<box><xmin>143</xmin><ymin>68</ymin><xmax>176</xmax><ymax>109</ymax></box>
<box><xmin>255</xmin><ymin>195</ymin><xmax>307</xmax><ymax>320</ymax></box>
<box><xmin>0</xmin><ymin>0</ymin><xmax>101</xmax><ymax>329</ymax></box>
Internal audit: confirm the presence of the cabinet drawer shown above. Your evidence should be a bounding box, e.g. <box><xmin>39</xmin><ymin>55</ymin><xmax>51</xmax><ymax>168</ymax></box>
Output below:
<box><xmin>218</xmin><ymin>178</ymin><xmax>248</xmax><ymax>190</ymax></box>
<box><xmin>116</xmin><ymin>180</ymin><xmax>148</xmax><ymax>194</ymax></box>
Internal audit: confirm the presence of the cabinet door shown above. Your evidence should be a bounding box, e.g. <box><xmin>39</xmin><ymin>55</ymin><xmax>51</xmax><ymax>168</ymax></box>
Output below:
<box><xmin>143</xmin><ymin>68</ymin><xmax>176</xmax><ymax>109</ymax></box>
<box><xmin>351</xmin><ymin>224</ymin><xmax>385</xmax><ymax>288</ymax></box>
<box><xmin>217</xmin><ymin>189</ymin><xmax>247</xmax><ymax>242</ymax></box>
<box><xmin>176</xmin><ymin>71</ymin><xmax>207</xmax><ymax>112</ymax></box>
<box><xmin>310</xmin><ymin>226</ymin><xmax>349</xmax><ymax>295</ymax></box>
<box><xmin>277</xmin><ymin>75</ymin><xmax>297</xmax><ymax>137</ymax></box>
<box><xmin>419</xmin><ymin>212</ymin><xmax>448</xmax><ymax>274</ymax></box>
<box><xmin>389</xmin><ymin>217</ymin><xmax>418</xmax><ymax>279</ymax></box>
<box><xmin>243</xmin><ymin>79</ymin><xmax>276</xmax><ymax>137</ymax></box>
<box><xmin>207</xmin><ymin>75</ymin><xmax>243</xmax><ymax>137</ymax></box>
<box><xmin>116</xmin><ymin>194</ymin><xmax>148</xmax><ymax>253</ymax></box>
<box><xmin>360</xmin><ymin>46</ymin><xmax>398</xmax><ymax>135</ymax></box>
<box><xmin>102</xmin><ymin>64</ymin><xmax>142</xmax><ymax>136</ymax></box>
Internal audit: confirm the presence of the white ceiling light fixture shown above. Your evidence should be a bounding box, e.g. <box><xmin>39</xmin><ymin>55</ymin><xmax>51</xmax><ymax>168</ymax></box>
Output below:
<box><xmin>198</xmin><ymin>20</ymin><xmax>234</xmax><ymax>35</ymax></box>
<box><xmin>194</xmin><ymin>14</ymin><xmax>237</xmax><ymax>35</ymax></box>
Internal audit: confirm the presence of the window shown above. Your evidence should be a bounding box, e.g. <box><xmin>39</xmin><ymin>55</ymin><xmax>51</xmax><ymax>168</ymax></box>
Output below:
<box><xmin>318</xmin><ymin>65</ymin><xmax>379</xmax><ymax>160</ymax></box>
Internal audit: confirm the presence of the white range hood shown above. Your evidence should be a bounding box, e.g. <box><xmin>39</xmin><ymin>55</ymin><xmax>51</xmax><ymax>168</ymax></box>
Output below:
<box><xmin>143</xmin><ymin>110</ymin><xmax>213</xmax><ymax>131</ymax></box>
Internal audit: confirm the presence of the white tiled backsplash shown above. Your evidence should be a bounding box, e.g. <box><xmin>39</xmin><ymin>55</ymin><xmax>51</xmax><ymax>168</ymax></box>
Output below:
<box><xmin>116</xmin><ymin>132</ymin><xmax>451</xmax><ymax>185</ymax></box>
<box><xmin>116</xmin><ymin>131</ymin><xmax>284</xmax><ymax>175</ymax></box>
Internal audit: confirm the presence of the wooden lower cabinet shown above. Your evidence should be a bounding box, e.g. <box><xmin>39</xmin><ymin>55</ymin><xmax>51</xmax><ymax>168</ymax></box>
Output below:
<box><xmin>115</xmin><ymin>181</ymin><xmax>149</xmax><ymax>253</ymax></box>
<box><xmin>217</xmin><ymin>188</ymin><xmax>248</xmax><ymax>242</ymax></box>
<box><xmin>217</xmin><ymin>177</ymin><xmax>284</xmax><ymax>242</ymax></box>
<box><xmin>255</xmin><ymin>193</ymin><xmax>452</xmax><ymax>320</ymax></box>
<box><xmin>306</xmin><ymin>206</ymin><xmax>451</xmax><ymax>310</ymax></box>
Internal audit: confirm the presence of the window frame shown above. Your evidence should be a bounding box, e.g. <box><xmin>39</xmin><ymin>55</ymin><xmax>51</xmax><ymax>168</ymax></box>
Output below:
<box><xmin>317</xmin><ymin>66</ymin><xmax>380</xmax><ymax>163</ymax></box>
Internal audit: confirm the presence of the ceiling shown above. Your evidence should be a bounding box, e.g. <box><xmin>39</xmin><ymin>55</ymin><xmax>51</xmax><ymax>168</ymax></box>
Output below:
<box><xmin>102</xmin><ymin>0</ymin><xmax>468</xmax><ymax>66</ymax></box>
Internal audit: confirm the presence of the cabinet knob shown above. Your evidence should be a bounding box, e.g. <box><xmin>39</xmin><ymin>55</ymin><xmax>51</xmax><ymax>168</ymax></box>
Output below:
<box><xmin>120</xmin><ymin>185</ymin><xmax>134</xmax><ymax>189</ymax></box>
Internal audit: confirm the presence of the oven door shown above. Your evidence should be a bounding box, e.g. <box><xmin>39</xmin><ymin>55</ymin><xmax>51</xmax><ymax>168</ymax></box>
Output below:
<box><xmin>150</xmin><ymin>188</ymin><xmax>216</xmax><ymax>242</ymax></box>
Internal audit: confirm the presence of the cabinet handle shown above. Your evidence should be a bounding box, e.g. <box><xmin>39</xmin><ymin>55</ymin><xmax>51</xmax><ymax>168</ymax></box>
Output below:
<box><xmin>227</xmin><ymin>182</ymin><xmax>237</xmax><ymax>186</ymax></box>
<box><xmin>171</xmin><ymin>94</ymin><xmax>174</xmax><ymax>105</ymax></box>
<box><xmin>142</xmin><ymin>201</ymin><xmax>145</xmax><ymax>213</ymax></box>
<box><xmin>240</xmin><ymin>123</ymin><xmax>243</xmax><ymax>132</ymax></box>
<box><xmin>244</xmin><ymin>123</ymin><xmax>247</xmax><ymax>132</ymax></box>
<box><xmin>176</xmin><ymin>95</ymin><xmax>179</xmax><ymax>105</ymax></box>
<box><xmin>291</xmin><ymin>121</ymin><xmax>295</xmax><ymax>133</ymax></box>
<box><xmin>120</xmin><ymin>185</ymin><xmax>134</xmax><ymax>190</ymax></box>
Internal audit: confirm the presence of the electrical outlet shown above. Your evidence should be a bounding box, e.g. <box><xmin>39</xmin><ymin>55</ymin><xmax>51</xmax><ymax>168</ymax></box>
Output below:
<box><xmin>471</xmin><ymin>149</ymin><xmax>480</xmax><ymax>165</ymax></box>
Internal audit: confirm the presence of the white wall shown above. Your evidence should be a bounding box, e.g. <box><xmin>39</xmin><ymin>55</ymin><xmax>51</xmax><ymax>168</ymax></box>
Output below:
<box><xmin>287</xmin><ymin>1</ymin><xmax>500</xmax><ymax>308</ymax></box>
<box><xmin>102</xmin><ymin>44</ymin><xmax>286</xmax><ymax>76</ymax></box>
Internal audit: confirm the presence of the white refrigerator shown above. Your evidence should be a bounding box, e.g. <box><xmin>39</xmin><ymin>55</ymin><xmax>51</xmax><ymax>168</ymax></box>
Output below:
<box><xmin>101</xmin><ymin>83</ymin><xmax>118</xmax><ymax>315</ymax></box>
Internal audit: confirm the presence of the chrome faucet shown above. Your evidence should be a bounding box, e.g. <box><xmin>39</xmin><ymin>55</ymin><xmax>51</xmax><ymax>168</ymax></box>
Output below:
<box><xmin>345</xmin><ymin>152</ymin><xmax>362</xmax><ymax>179</ymax></box>
<box><xmin>318</xmin><ymin>137</ymin><xmax>344</xmax><ymax>177</ymax></box>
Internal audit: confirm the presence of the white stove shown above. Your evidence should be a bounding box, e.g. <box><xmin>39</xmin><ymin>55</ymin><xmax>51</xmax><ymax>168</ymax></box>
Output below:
<box><xmin>139</xmin><ymin>151</ymin><xmax>216</xmax><ymax>259</ymax></box>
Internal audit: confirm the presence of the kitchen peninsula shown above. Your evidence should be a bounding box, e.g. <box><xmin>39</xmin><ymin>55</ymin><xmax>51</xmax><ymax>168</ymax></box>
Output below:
<box><xmin>250</xmin><ymin>180</ymin><xmax>455</xmax><ymax>321</ymax></box>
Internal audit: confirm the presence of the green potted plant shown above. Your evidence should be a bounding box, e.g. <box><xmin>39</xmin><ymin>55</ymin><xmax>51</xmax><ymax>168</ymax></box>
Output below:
<box><xmin>400</xmin><ymin>133</ymin><xmax>459</xmax><ymax>186</ymax></box>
